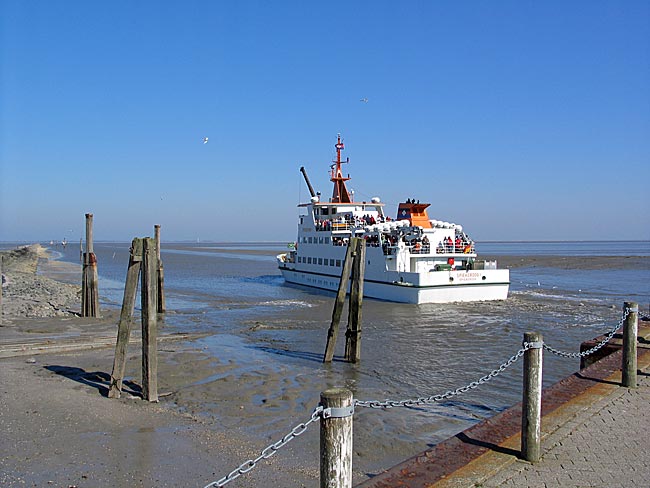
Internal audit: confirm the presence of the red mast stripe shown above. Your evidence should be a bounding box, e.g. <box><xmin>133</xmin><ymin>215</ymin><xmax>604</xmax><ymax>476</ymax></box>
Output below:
<box><xmin>330</xmin><ymin>134</ymin><xmax>352</xmax><ymax>203</ymax></box>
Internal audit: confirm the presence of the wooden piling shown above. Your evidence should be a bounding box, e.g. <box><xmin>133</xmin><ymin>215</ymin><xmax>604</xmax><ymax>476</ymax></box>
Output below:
<box><xmin>108</xmin><ymin>238</ymin><xmax>143</xmax><ymax>398</ymax></box>
<box><xmin>345</xmin><ymin>238</ymin><xmax>366</xmax><ymax>363</ymax></box>
<box><xmin>81</xmin><ymin>213</ymin><xmax>100</xmax><ymax>317</ymax></box>
<box><xmin>320</xmin><ymin>388</ymin><xmax>353</xmax><ymax>488</ymax></box>
<box><xmin>622</xmin><ymin>301</ymin><xmax>638</xmax><ymax>388</ymax></box>
<box><xmin>521</xmin><ymin>331</ymin><xmax>543</xmax><ymax>463</ymax></box>
<box><xmin>141</xmin><ymin>237</ymin><xmax>158</xmax><ymax>402</ymax></box>
<box><xmin>154</xmin><ymin>224</ymin><xmax>166</xmax><ymax>313</ymax></box>
<box><xmin>323</xmin><ymin>242</ymin><xmax>356</xmax><ymax>363</ymax></box>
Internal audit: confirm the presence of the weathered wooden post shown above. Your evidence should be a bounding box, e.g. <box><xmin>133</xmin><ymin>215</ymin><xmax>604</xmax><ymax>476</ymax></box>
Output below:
<box><xmin>141</xmin><ymin>237</ymin><xmax>158</xmax><ymax>402</ymax></box>
<box><xmin>345</xmin><ymin>238</ymin><xmax>366</xmax><ymax>363</ymax></box>
<box><xmin>154</xmin><ymin>224</ymin><xmax>166</xmax><ymax>313</ymax></box>
<box><xmin>521</xmin><ymin>331</ymin><xmax>543</xmax><ymax>463</ymax></box>
<box><xmin>81</xmin><ymin>213</ymin><xmax>100</xmax><ymax>317</ymax></box>
<box><xmin>622</xmin><ymin>301</ymin><xmax>639</xmax><ymax>388</ymax></box>
<box><xmin>108</xmin><ymin>238</ymin><xmax>143</xmax><ymax>398</ymax></box>
<box><xmin>323</xmin><ymin>242</ymin><xmax>356</xmax><ymax>362</ymax></box>
<box><xmin>320</xmin><ymin>388</ymin><xmax>354</xmax><ymax>488</ymax></box>
<box><xmin>79</xmin><ymin>238</ymin><xmax>83</xmax><ymax>263</ymax></box>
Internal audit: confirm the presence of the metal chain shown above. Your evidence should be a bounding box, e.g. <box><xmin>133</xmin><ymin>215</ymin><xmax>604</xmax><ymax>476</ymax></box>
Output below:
<box><xmin>355</xmin><ymin>343</ymin><xmax>532</xmax><ymax>410</ymax></box>
<box><xmin>206</xmin><ymin>345</ymin><xmax>533</xmax><ymax>486</ymax></box>
<box><xmin>543</xmin><ymin>307</ymin><xmax>631</xmax><ymax>359</ymax></box>
<box><xmin>204</xmin><ymin>405</ymin><xmax>324</xmax><ymax>488</ymax></box>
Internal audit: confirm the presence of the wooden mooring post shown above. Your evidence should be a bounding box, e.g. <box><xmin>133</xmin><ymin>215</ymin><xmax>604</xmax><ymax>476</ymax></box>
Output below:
<box><xmin>320</xmin><ymin>388</ymin><xmax>354</xmax><ymax>488</ymax></box>
<box><xmin>154</xmin><ymin>224</ymin><xmax>166</xmax><ymax>313</ymax></box>
<box><xmin>323</xmin><ymin>238</ymin><xmax>365</xmax><ymax>363</ymax></box>
<box><xmin>108</xmin><ymin>237</ymin><xmax>159</xmax><ymax>402</ymax></box>
<box><xmin>108</xmin><ymin>238</ymin><xmax>143</xmax><ymax>398</ymax></box>
<box><xmin>141</xmin><ymin>238</ymin><xmax>159</xmax><ymax>401</ymax></box>
<box><xmin>521</xmin><ymin>331</ymin><xmax>543</xmax><ymax>463</ymax></box>
<box><xmin>622</xmin><ymin>301</ymin><xmax>638</xmax><ymax>388</ymax></box>
<box><xmin>81</xmin><ymin>213</ymin><xmax>100</xmax><ymax>317</ymax></box>
<box><xmin>345</xmin><ymin>239</ymin><xmax>365</xmax><ymax>363</ymax></box>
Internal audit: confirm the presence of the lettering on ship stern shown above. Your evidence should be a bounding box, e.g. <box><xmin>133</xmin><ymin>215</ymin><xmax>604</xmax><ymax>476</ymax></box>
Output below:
<box><xmin>455</xmin><ymin>272</ymin><xmax>483</xmax><ymax>283</ymax></box>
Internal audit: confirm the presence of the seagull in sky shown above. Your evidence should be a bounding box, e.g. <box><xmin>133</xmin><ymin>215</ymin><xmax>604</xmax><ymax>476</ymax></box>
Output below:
<box><xmin>203</xmin><ymin>137</ymin><xmax>209</xmax><ymax>144</ymax></box>
<box><xmin>360</xmin><ymin>98</ymin><xmax>368</xmax><ymax>103</ymax></box>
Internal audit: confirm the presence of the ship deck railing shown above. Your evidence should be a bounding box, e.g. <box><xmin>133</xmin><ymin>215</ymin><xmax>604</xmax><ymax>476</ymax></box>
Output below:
<box><xmin>383</xmin><ymin>243</ymin><xmax>476</xmax><ymax>256</ymax></box>
<box><xmin>316</xmin><ymin>221</ymin><xmax>365</xmax><ymax>232</ymax></box>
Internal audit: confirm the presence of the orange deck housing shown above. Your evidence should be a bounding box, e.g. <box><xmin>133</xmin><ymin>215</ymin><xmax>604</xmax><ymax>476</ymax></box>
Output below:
<box><xmin>396</xmin><ymin>202</ymin><xmax>433</xmax><ymax>228</ymax></box>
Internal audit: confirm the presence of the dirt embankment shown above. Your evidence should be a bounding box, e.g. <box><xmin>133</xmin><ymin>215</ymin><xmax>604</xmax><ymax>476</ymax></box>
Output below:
<box><xmin>1</xmin><ymin>244</ymin><xmax>81</xmax><ymax>320</ymax></box>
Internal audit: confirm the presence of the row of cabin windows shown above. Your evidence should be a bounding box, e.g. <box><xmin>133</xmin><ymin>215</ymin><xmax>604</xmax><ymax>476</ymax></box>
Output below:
<box><xmin>303</xmin><ymin>236</ymin><xmax>330</xmax><ymax>245</ymax></box>
<box><xmin>314</xmin><ymin>208</ymin><xmax>336</xmax><ymax>216</ymax></box>
<box><xmin>297</xmin><ymin>256</ymin><xmax>342</xmax><ymax>267</ymax></box>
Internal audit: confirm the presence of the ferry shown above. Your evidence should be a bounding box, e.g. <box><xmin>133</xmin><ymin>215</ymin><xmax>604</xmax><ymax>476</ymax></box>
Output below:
<box><xmin>277</xmin><ymin>135</ymin><xmax>510</xmax><ymax>304</ymax></box>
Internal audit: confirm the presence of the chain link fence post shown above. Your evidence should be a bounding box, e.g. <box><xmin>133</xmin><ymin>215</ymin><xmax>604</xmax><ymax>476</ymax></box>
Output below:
<box><xmin>622</xmin><ymin>301</ymin><xmax>639</xmax><ymax>388</ymax></box>
<box><xmin>320</xmin><ymin>388</ymin><xmax>354</xmax><ymax>488</ymax></box>
<box><xmin>521</xmin><ymin>331</ymin><xmax>543</xmax><ymax>463</ymax></box>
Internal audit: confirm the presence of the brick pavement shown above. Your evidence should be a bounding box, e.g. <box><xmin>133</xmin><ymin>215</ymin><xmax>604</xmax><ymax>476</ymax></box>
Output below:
<box><xmin>481</xmin><ymin>368</ymin><xmax>650</xmax><ymax>488</ymax></box>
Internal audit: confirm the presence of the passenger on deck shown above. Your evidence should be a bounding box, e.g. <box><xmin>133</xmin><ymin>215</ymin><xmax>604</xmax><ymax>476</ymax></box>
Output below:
<box><xmin>445</xmin><ymin>236</ymin><xmax>453</xmax><ymax>252</ymax></box>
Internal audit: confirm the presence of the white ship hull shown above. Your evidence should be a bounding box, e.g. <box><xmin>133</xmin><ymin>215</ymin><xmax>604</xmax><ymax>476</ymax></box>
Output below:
<box><xmin>278</xmin><ymin>261</ymin><xmax>509</xmax><ymax>304</ymax></box>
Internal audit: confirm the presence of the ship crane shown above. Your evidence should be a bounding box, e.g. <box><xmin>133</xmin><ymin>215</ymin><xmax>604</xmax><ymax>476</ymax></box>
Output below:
<box><xmin>300</xmin><ymin>166</ymin><xmax>317</xmax><ymax>199</ymax></box>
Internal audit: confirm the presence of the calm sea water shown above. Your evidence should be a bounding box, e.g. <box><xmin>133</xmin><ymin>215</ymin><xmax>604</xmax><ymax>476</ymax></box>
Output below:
<box><xmin>480</xmin><ymin>240</ymin><xmax>650</xmax><ymax>257</ymax></box>
<box><xmin>7</xmin><ymin>240</ymin><xmax>650</xmax><ymax>468</ymax></box>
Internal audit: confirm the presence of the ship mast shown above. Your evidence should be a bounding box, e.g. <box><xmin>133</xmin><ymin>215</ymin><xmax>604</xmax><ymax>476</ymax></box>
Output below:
<box><xmin>330</xmin><ymin>134</ymin><xmax>352</xmax><ymax>203</ymax></box>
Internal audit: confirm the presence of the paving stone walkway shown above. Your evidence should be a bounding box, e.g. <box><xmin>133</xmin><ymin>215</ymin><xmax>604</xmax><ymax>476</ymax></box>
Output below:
<box><xmin>481</xmin><ymin>368</ymin><xmax>650</xmax><ymax>488</ymax></box>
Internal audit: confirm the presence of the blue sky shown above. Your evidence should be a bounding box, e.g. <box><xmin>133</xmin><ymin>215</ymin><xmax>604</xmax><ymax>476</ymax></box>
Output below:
<box><xmin>1</xmin><ymin>1</ymin><xmax>649</xmax><ymax>243</ymax></box>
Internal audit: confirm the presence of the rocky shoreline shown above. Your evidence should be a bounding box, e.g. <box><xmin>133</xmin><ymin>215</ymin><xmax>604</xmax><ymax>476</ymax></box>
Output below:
<box><xmin>1</xmin><ymin>244</ymin><xmax>81</xmax><ymax>319</ymax></box>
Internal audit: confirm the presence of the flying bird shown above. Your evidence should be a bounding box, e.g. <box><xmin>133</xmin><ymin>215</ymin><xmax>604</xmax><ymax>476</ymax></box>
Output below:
<box><xmin>203</xmin><ymin>137</ymin><xmax>209</xmax><ymax>144</ymax></box>
<box><xmin>360</xmin><ymin>98</ymin><xmax>368</xmax><ymax>103</ymax></box>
